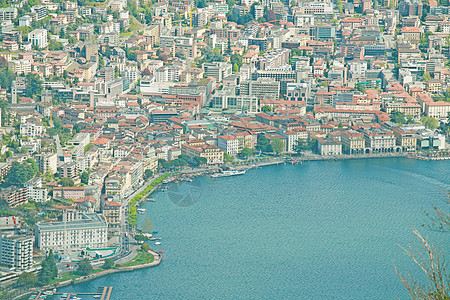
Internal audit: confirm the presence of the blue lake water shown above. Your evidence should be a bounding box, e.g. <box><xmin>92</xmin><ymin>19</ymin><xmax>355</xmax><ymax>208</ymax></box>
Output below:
<box><xmin>59</xmin><ymin>158</ymin><xmax>449</xmax><ymax>299</ymax></box>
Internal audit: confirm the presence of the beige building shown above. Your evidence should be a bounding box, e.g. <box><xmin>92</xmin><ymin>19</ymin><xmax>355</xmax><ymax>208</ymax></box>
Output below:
<box><xmin>182</xmin><ymin>140</ymin><xmax>224</xmax><ymax>164</ymax></box>
<box><xmin>364</xmin><ymin>130</ymin><xmax>396</xmax><ymax>153</ymax></box>
<box><xmin>102</xmin><ymin>200</ymin><xmax>121</xmax><ymax>233</ymax></box>
<box><xmin>393</xmin><ymin>129</ymin><xmax>418</xmax><ymax>151</ymax></box>
<box><xmin>341</xmin><ymin>130</ymin><xmax>365</xmax><ymax>154</ymax></box>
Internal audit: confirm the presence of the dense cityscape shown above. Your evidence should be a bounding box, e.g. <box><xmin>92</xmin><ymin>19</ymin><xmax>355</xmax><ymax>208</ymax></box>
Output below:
<box><xmin>0</xmin><ymin>0</ymin><xmax>448</xmax><ymax>297</ymax></box>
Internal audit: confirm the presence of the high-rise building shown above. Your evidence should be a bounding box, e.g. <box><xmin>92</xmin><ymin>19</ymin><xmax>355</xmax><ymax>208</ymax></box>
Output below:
<box><xmin>29</xmin><ymin>29</ymin><xmax>48</xmax><ymax>48</ymax></box>
<box><xmin>0</xmin><ymin>235</ymin><xmax>34</xmax><ymax>271</ymax></box>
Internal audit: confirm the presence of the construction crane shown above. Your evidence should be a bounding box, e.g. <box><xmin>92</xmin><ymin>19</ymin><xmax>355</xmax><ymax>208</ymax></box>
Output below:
<box><xmin>12</xmin><ymin>216</ymin><xmax>19</xmax><ymax>235</ymax></box>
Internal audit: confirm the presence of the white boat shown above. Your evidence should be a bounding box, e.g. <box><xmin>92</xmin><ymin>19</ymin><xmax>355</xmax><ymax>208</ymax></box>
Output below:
<box><xmin>155</xmin><ymin>242</ymin><xmax>161</xmax><ymax>245</ymax></box>
<box><xmin>211</xmin><ymin>169</ymin><xmax>246</xmax><ymax>178</ymax></box>
<box><xmin>137</xmin><ymin>208</ymin><xmax>146</xmax><ymax>213</ymax></box>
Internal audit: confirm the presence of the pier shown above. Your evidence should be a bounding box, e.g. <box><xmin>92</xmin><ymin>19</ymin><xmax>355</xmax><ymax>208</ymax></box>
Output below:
<box><xmin>47</xmin><ymin>286</ymin><xmax>113</xmax><ymax>300</ymax></box>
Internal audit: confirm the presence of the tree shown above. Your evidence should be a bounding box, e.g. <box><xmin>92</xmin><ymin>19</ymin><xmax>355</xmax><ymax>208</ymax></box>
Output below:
<box><xmin>0</xmin><ymin>68</ymin><xmax>16</xmax><ymax>91</ymax></box>
<box><xmin>141</xmin><ymin>244</ymin><xmax>151</xmax><ymax>251</ymax></box>
<box><xmin>294</xmin><ymin>138</ymin><xmax>317</xmax><ymax>154</ymax></box>
<box><xmin>4</xmin><ymin>160</ymin><xmax>38</xmax><ymax>186</ymax></box>
<box><xmin>16</xmin><ymin>272</ymin><xmax>38</xmax><ymax>287</ymax></box>
<box><xmin>256</xmin><ymin>136</ymin><xmax>272</xmax><ymax>152</ymax></box>
<box><xmin>395</xmin><ymin>194</ymin><xmax>449</xmax><ymax>299</ymax></box>
<box><xmin>103</xmin><ymin>258</ymin><xmax>115</xmax><ymax>269</ymax></box>
<box><xmin>422</xmin><ymin>72</ymin><xmax>432</xmax><ymax>81</ymax></box>
<box><xmin>144</xmin><ymin>169</ymin><xmax>153</xmax><ymax>179</ymax></box>
<box><xmin>76</xmin><ymin>259</ymin><xmax>93</xmax><ymax>276</ymax></box>
<box><xmin>421</xmin><ymin>116</ymin><xmax>439</xmax><ymax>130</ymax></box>
<box><xmin>239</xmin><ymin>148</ymin><xmax>255</xmax><ymax>159</ymax></box>
<box><xmin>261</xmin><ymin>105</ymin><xmax>272</xmax><ymax>113</ymax></box>
<box><xmin>80</xmin><ymin>171</ymin><xmax>89</xmax><ymax>184</ymax></box>
<box><xmin>336</xmin><ymin>0</ymin><xmax>343</xmax><ymax>13</ymax></box>
<box><xmin>232</xmin><ymin>63</ymin><xmax>240</xmax><ymax>72</ymax></box>
<box><xmin>25</xmin><ymin>73</ymin><xmax>43</xmax><ymax>98</ymax></box>
<box><xmin>224</xmin><ymin>153</ymin><xmax>234</xmax><ymax>162</ymax></box>
<box><xmin>192</xmin><ymin>156</ymin><xmax>207</xmax><ymax>166</ymax></box>
<box><xmin>355</xmin><ymin>83</ymin><xmax>366</xmax><ymax>93</ymax></box>
<box><xmin>59</xmin><ymin>177</ymin><xmax>74</xmax><ymax>187</ymax></box>
<box><xmin>390</xmin><ymin>111</ymin><xmax>407</xmax><ymax>124</ymax></box>
<box><xmin>271</xmin><ymin>139</ymin><xmax>285</xmax><ymax>155</ymax></box>
<box><xmin>38</xmin><ymin>250</ymin><xmax>58</xmax><ymax>285</ymax></box>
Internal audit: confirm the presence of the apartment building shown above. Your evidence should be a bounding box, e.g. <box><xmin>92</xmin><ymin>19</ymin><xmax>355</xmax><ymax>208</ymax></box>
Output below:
<box><xmin>0</xmin><ymin>234</ymin><xmax>33</xmax><ymax>271</ymax></box>
<box><xmin>53</xmin><ymin>186</ymin><xmax>85</xmax><ymax>200</ymax></box>
<box><xmin>29</xmin><ymin>29</ymin><xmax>48</xmax><ymax>48</ymax></box>
<box><xmin>218</xmin><ymin>135</ymin><xmax>239</xmax><ymax>156</ymax></box>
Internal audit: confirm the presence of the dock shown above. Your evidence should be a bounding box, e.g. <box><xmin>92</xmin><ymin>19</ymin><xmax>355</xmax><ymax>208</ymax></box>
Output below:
<box><xmin>48</xmin><ymin>286</ymin><xmax>113</xmax><ymax>300</ymax></box>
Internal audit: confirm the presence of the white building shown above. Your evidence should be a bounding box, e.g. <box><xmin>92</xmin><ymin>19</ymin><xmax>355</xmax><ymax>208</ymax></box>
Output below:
<box><xmin>35</xmin><ymin>212</ymin><xmax>108</xmax><ymax>252</ymax></box>
<box><xmin>0</xmin><ymin>235</ymin><xmax>33</xmax><ymax>271</ymax></box>
<box><xmin>155</xmin><ymin>66</ymin><xmax>182</xmax><ymax>82</ymax></box>
<box><xmin>279</xmin><ymin>130</ymin><xmax>300</xmax><ymax>152</ymax></box>
<box><xmin>218</xmin><ymin>135</ymin><xmax>239</xmax><ymax>156</ymax></box>
<box><xmin>20</xmin><ymin>122</ymin><xmax>44</xmax><ymax>137</ymax></box>
<box><xmin>18</xmin><ymin>15</ymin><xmax>32</xmax><ymax>27</ymax></box>
<box><xmin>8</xmin><ymin>60</ymin><xmax>32</xmax><ymax>75</ymax></box>
<box><xmin>29</xmin><ymin>29</ymin><xmax>48</xmax><ymax>49</ymax></box>
<box><xmin>24</xmin><ymin>178</ymin><xmax>49</xmax><ymax>202</ymax></box>
<box><xmin>318</xmin><ymin>138</ymin><xmax>342</xmax><ymax>156</ymax></box>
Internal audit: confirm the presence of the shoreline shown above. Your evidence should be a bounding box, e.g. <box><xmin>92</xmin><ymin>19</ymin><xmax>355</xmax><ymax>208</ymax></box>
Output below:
<box><xmin>13</xmin><ymin>250</ymin><xmax>161</xmax><ymax>300</ymax></box>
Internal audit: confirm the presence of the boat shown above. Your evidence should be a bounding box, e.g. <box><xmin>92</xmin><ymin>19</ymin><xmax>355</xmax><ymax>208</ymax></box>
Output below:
<box><xmin>94</xmin><ymin>296</ymin><xmax>101</xmax><ymax>299</ymax></box>
<box><xmin>211</xmin><ymin>169</ymin><xmax>247</xmax><ymax>178</ymax></box>
<box><xmin>155</xmin><ymin>242</ymin><xmax>161</xmax><ymax>245</ymax></box>
<box><xmin>137</xmin><ymin>208</ymin><xmax>146</xmax><ymax>213</ymax></box>
<box><xmin>150</xmin><ymin>237</ymin><xmax>157</xmax><ymax>241</ymax></box>
<box><xmin>148</xmin><ymin>198</ymin><xmax>156</xmax><ymax>202</ymax></box>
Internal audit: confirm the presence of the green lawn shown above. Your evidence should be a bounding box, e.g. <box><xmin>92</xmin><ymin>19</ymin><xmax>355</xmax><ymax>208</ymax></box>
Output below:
<box><xmin>119</xmin><ymin>251</ymin><xmax>154</xmax><ymax>267</ymax></box>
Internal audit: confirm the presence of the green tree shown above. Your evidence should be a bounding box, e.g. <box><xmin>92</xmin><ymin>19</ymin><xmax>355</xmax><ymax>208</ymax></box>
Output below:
<box><xmin>238</xmin><ymin>148</ymin><xmax>255</xmax><ymax>159</ymax></box>
<box><xmin>38</xmin><ymin>251</ymin><xmax>58</xmax><ymax>285</ymax></box>
<box><xmin>0</xmin><ymin>68</ymin><xmax>16</xmax><ymax>91</ymax></box>
<box><xmin>421</xmin><ymin>116</ymin><xmax>439</xmax><ymax>130</ymax></box>
<box><xmin>76</xmin><ymin>259</ymin><xmax>93</xmax><ymax>276</ymax></box>
<box><xmin>422</xmin><ymin>71</ymin><xmax>432</xmax><ymax>81</ymax></box>
<box><xmin>192</xmin><ymin>156</ymin><xmax>207</xmax><ymax>166</ymax></box>
<box><xmin>294</xmin><ymin>138</ymin><xmax>317</xmax><ymax>154</ymax></box>
<box><xmin>355</xmin><ymin>83</ymin><xmax>366</xmax><ymax>93</ymax></box>
<box><xmin>141</xmin><ymin>244</ymin><xmax>151</xmax><ymax>251</ymax></box>
<box><xmin>80</xmin><ymin>171</ymin><xmax>89</xmax><ymax>184</ymax></box>
<box><xmin>390</xmin><ymin>111</ymin><xmax>407</xmax><ymax>124</ymax></box>
<box><xmin>224</xmin><ymin>153</ymin><xmax>234</xmax><ymax>162</ymax></box>
<box><xmin>144</xmin><ymin>169</ymin><xmax>153</xmax><ymax>179</ymax></box>
<box><xmin>336</xmin><ymin>0</ymin><xmax>343</xmax><ymax>13</ymax></box>
<box><xmin>261</xmin><ymin>105</ymin><xmax>272</xmax><ymax>113</ymax></box>
<box><xmin>256</xmin><ymin>136</ymin><xmax>272</xmax><ymax>152</ymax></box>
<box><xmin>59</xmin><ymin>177</ymin><xmax>75</xmax><ymax>187</ymax></box>
<box><xmin>25</xmin><ymin>73</ymin><xmax>43</xmax><ymax>98</ymax></box>
<box><xmin>4</xmin><ymin>160</ymin><xmax>38</xmax><ymax>186</ymax></box>
<box><xmin>271</xmin><ymin>139</ymin><xmax>285</xmax><ymax>155</ymax></box>
<box><xmin>232</xmin><ymin>63</ymin><xmax>240</xmax><ymax>72</ymax></box>
<box><xmin>16</xmin><ymin>272</ymin><xmax>38</xmax><ymax>287</ymax></box>
<box><xmin>102</xmin><ymin>258</ymin><xmax>115</xmax><ymax>269</ymax></box>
